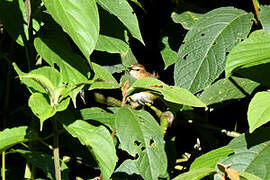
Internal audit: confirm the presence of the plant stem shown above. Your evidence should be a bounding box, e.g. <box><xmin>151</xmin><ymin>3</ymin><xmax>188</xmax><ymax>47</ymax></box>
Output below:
<box><xmin>52</xmin><ymin>118</ymin><xmax>61</xmax><ymax>180</ymax></box>
<box><xmin>252</xmin><ymin>0</ymin><xmax>260</xmax><ymax>21</ymax></box>
<box><xmin>2</xmin><ymin>151</ymin><xmax>5</xmax><ymax>180</ymax></box>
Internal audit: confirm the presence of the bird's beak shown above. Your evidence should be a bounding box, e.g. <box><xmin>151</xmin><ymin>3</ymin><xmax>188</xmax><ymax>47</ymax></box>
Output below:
<box><xmin>127</xmin><ymin>67</ymin><xmax>132</xmax><ymax>71</ymax></box>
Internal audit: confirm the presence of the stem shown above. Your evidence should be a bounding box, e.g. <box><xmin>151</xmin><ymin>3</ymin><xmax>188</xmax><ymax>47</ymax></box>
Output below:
<box><xmin>2</xmin><ymin>151</ymin><xmax>5</xmax><ymax>180</ymax></box>
<box><xmin>252</xmin><ymin>0</ymin><xmax>260</xmax><ymax>21</ymax></box>
<box><xmin>52</xmin><ymin>118</ymin><xmax>61</xmax><ymax>180</ymax></box>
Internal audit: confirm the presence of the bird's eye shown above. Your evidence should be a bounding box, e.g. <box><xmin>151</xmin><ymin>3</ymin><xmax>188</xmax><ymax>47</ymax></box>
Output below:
<box><xmin>134</xmin><ymin>68</ymin><xmax>140</xmax><ymax>71</ymax></box>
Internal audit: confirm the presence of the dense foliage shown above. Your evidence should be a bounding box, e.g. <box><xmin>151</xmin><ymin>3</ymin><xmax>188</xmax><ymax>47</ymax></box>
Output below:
<box><xmin>1</xmin><ymin>0</ymin><xmax>270</xmax><ymax>179</ymax></box>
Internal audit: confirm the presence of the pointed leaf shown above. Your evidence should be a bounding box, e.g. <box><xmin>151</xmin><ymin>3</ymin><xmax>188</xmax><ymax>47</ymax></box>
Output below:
<box><xmin>80</xmin><ymin>107</ymin><xmax>115</xmax><ymax>130</ymax></box>
<box><xmin>190</xmin><ymin>146</ymin><xmax>234</xmax><ymax>170</ymax></box>
<box><xmin>34</xmin><ymin>26</ymin><xmax>89</xmax><ymax>105</ymax></box>
<box><xmin>29</xmin><ymin>93</ymin><xmax>56</xmax><ymax>130</ymax></box>
<box><xmin>115</xmin><ymin>107</ymin><xmax>167</xmax><ymax>180</ymax></box>
<box><xmin>96</xmin><ymin>0</ymin><xmax>143</xmax><ymax>44</ymax></box>
<box><xmin>0</xmin><ymin>126</ymin><xmax>36</xmax><ymax>152</ymax></box>
<box><xmin>89</xmin><ymin>63</ymin><xmax>120</xmax><ymax>90</ymax></box>
<box><xmin>173</xmin><ymin>168</ymin><xmax>216</xmax><ymax>180</ymax></box>
<box><xmin>218</xmin><ymin>126</ymin><xmax>270</xmax><ymax>180</ymax></box>
<box><xmin>199</xmin><ymin>77</ymin><xmax>259</xmax><ymax>105</ymax></box>
<box><xmin>95</xmin><ymin>34</ymin><xmax>129</xmax><ymax>54</ymax></box>
<box><xmin>259</xmin><ymin>5</ymin><xmax>270</xmax><ymax>33</ymax></box>
<box><xmin>129</xmin><ymin>78</ymin><xmax>206</xmax><ymax>107</ymax></box>
<box><xmin>248</xmin><ymin>91</ymin><xmax>270</xmax><ymax>133</ymax></box>
<box><xmin>42</xmin><ymin>0</ymin><xmax>99</xmax><ymax>62</ymax></box>
<box><xmin>171</xmin><ymin>11</ymin><xmax>202</xmax><ymax>30</ymax></box>
<box><xmin>225</xmin><ymin>31</ymin><xmax>270</xmax><ymax>77</ymax></box>
<box><xmin>174</xmin><ymin>7</ymin><xmax>253</xmax><ymax>93</ymax></box>
<box><xmin>62</xmin><ymin>120</ymin><xmax>117</xmax><ymax>180</ymax></box>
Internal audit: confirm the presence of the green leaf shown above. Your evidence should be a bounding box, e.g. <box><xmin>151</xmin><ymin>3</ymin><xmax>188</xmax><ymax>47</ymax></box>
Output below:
<box><xmin>239</xmin><ymin>172</ymin><xmax>262</xmax><ymax>180</ymax></box>
<box><xmin>80</xmin><ymin>107</ymin><xmax>115</xmax><ymax>130</ymax></box>
<box><xmin>171</xmin><ymin>11</ymin><xmax>202</xmax><ymax>30</ymax></box>
<box><xmin>129</xmin><ymin>78</ymin><xmax>206</xmax><ymax>107</ymax></box>
<box><xmin>62</xmin><ymin>120</ymin><xmax>117</xmax><ymax>180</ymax></box>
<box><xmin>115</xmin><ymin>159</ymin><xmax>139</xmax><ymax>175</ymax></box>
<box><xmin>174</xmin><ymin>7</ymin><xmax>253</xmax><ymax>93</ymax></box>
<box><xmin>190</xmin><ymin>146</ymin><xmax>234</xmax><ymax>170</ymax></box>
<box><xmin>0</xmin><ymin>0</ymin><xmax>40</xmax><ymax>46</ymax></box>
<box><xmin>95</xmin><ymin>34</ymin><xmax>129</xmax><ymax>54</ymax></box>
<box><xmin>96</xmin><ymin>0</ymin><xmax>143</xmax><ymax>44</ymax></box>
<box><xmin>0</xmin><ymin>126</ymin><xmax>36</xmax><ymax>152</ymax></box>
<box><xmin>199</xmin><ymin>77</ymin><xmax>259</xmax><ymax>105</ymax></box>
<box><xmin>173</xmin><ymin>168</ymin><xmax>216</xmax><ymax>180</ymax></box>
<box><xmin>28</xmin><ymin>93</ymin><xmax>56</xmax><ymax>130</ymax></box>
<box><xmin>42</xmin><ymin>0</ymin><xmax>99</xmax><ymax>62</ymax></box>
<box><xmin>11</xmin><ymin>149</ymin><xmax>69</xmax><ymax>180</ymax></box>
<box><xmin>219</xmin><ymin>126</ymin><xmax>270</xmax><ymax>180</ymax></box>
<box><xmin>259</xmin><ymin>5</ymin><xmax>270</xmax><ymax>33</ymax></box>
<box><xmin>89</xmin><ymin>63</ymin><xmax>120</xmax><ymax>90</ymax></box>
<box><xmin>225</xmin><ymin>31</ymin><xmax>270</xmax><ymax>77</ymax></box>
<box><xmin>248</xmin><ymin>91</ymin><xmax>270</xmax><ymax>133</ymax></box>
<box><xmin>34</xmin><ymin>26</ymin><xmax>89</xmax><ymax>106</ymax></box>
<box><xmin>160</xmin><ymin>36</ymin><xmax>178</xmax><ymax>69</ymax></box>
<box><xmin>13</xmin><ymin>64</ymin><xmax>65</xmax><ymax>106</ymax></box>
<box><xmin>115</xmin><ymin>107</ymin><xmax>167</xmax><ymax>180</ymax></box>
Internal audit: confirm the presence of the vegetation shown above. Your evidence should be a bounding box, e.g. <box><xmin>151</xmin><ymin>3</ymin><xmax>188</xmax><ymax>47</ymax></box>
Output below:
<box><xmin>1</xmin><ymin>0</ymin><xmax>270</xmax><ymax>179</ymax></box>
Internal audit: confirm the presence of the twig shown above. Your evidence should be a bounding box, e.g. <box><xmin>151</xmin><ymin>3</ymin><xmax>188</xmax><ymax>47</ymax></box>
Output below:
<box><xmin>52</xmin><ymin>118</ymin><xmax>61</xmax><ymax>180</ymax></box>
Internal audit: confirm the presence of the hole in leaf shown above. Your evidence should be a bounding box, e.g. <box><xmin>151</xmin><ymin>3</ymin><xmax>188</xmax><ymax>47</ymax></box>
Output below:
<box><xmin>149</xmin><ymin>139</ymin><xmax>155</xmax><ymax>147</ymax></box>
<box><xmin>240</xmin><ymin>39</ymin><xmax>244</xmax><ymax>42</ymax></box>
<box><xmin>213</xmin><ymin>41</ymin><xmax>216</xmax><ymax>45</ymax></box>
<box><xmin>134</xmin><ymin>140</ymin><xmax>141</xmax><ymax>146</ymax></box>
<box><xmin>141</xmin><ymin>146</ymin><xmax>145</xmax><ymax>151</ymax></box>
<box><xmin>183</xmin><ymin>54</ymin><xmax>188</xmax><ymax>60</ymax></box>
<box><xmin>134</xmin><ymin>153</ymin><xmax>139</xmax><ymax>160</ymax></box>
<box><xmin>201</xmin><ymin>33</ymin><xmax>205</xmax><ymax>36</ymax></box>
<box><xmin>226</xmin><ymin>52</ymin><xmax>229</xmax><ymax>56</ymax></box>
<box><xmin>53</xmin><ymin>63</ymin><xmax>60</xmax><ymax>71</ymax></box>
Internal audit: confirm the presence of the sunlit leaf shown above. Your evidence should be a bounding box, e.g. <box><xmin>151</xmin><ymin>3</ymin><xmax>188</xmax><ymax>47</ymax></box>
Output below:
<box><xmin>173</xmin><ymin>168</ymin><xmax>216</xmax><ymax>180</ymax></box>
<box><xmin>115</xmin><ymin>107</ymin><xmax>167</xmax><ymax>180</ymax></box>
<box><xmin>42</xmin><ymin>0</ymin><xmax>99</xmax><ymax>62</ymax></box>
<box><xmin>174</xmin><ymin>7</ymin><xmax>253</xmax><ymax>93</ymax></box>
<box><xmin>248</xmin><ymin>91</ymin><xmax>270</xmax><ymax>133</ymax></box>
<box><xmin>225</xmin><ymin>31</ymin><xmax>270</xmax><ymax>77</ymax></box>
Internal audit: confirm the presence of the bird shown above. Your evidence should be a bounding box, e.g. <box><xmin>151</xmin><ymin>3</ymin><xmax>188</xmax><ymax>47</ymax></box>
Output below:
<box><xmin>128</xmin><ymin>64</ymin><xmax>159</xmax><ymax>106</ymax></box>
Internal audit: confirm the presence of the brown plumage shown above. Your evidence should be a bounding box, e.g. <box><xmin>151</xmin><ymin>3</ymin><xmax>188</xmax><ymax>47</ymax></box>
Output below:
<box><xmin>128</xmin><ymin>64</ymin><xmax>159</xmax><ymax>105</ymax></box>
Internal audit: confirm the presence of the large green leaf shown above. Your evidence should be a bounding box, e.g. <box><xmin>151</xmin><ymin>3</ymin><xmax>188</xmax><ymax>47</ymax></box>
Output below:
<box><xmin>171</xmin><ymin>11</ymin><xmax>202</xmax><ymax>30</ymax></box>
<box><xmin>42</xmin><ymin>0</ymin><xmax>99</xmax><ymax>62</ymax></box>
<box><xmin>173</xmin><ymin>168</ymin><xmax>216</xmax><ymax>180</ymax></box>
<box><xmin>199</xmin><ymin>76</ymin><xmax>259</xmax><ymax>105</ymax></box>
<box><xmin>174</xmin><ymin>7</ymin><xmax>253</xmax><ymax>93</ymax></box>
<box><xmin>89</xmin><ymin>63</ymin><xmax>120</xmax><ymax>90</ymax></box>
<box><xmin>128</xmin><ymin>78</ymin><xmax>206</xmax><ymax>107</ymax></box>
<box><xmin>259</xmin><ymin>5</ymin><xmax>270</xmax><ymax>33</ymax></box>
<box><xmin>218</xmin><ymin>126</ymin><xmax>270</xmax><ymax>180</ymax></box>
<box><xmin>225</xmin><ymin>31</ymin><xmax>270</xmax><ymax>77</ymax></box>
<box><xmin>0</xmin><ymin>0</ymin><xmax>40</xmax><ymax>46</ymax></box>
<box><xmin>239</xmin><ymin>172</ymin><xmax>262</xmax><ymax>180</ymax></box>
<box><xmin>11</xmin><ymin>149</ymin><xmax>69</xmax><ymax>180</ymax></box>
<box><xmin>115</xmin><ymin>107</ymin><xmax>167</xmax><ymax>180</ymax></box>
<box><xmin>96</xmin><ymin>0</ymin><xmax>143</xmax><ymax>44</ymax></box>
<box><xmin>62</xmin><ymin>119</ymin><xmax>117</xmax><ymax>180</ymax></box>
<box><xmin>0</xmin><ymin>126</ymin><xmax>36</xmax><ymax>152</ymax></box>
<box><xmin>34</xmin><ymin>25</ymin><xmax>89</xmax><ymax>106</ymax></box>
<box><xmin>95</xmin><ymin>34</ymin><xmax>129</xmax><ymax>54</ymax></box>
<box><xmin>80</xmin><ymin>107</ymin><xmax>115</xmax><ymax>130</ymax></box>
<box><xmin>190</xmin><ymin>146</ymin><xmax>234</xmax><ymax>170</ymax></box>
<box><xmin>248</xmin><ymin>91</ymin><xmax>270</xmax><ymax>133</ymax></box>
